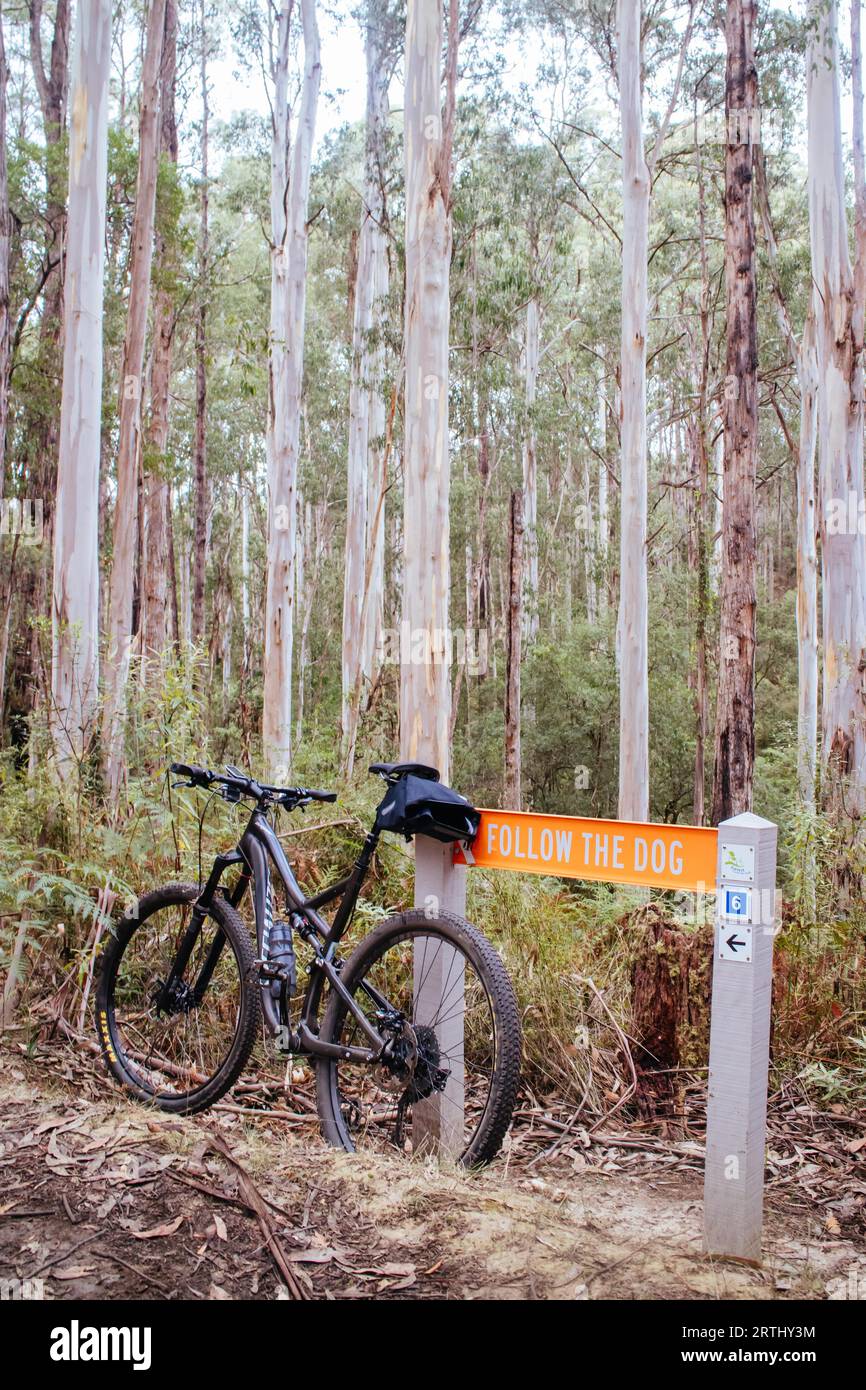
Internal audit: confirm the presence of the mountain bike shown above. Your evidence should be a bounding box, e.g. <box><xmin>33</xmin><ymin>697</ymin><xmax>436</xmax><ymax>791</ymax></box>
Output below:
<box><xmin>96</xmin><ymin>761</ymin><xmax>521</xmax><ymax>1165</ymax></box>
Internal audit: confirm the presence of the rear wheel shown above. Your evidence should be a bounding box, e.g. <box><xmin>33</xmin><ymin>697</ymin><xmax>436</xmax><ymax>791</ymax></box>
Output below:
<box><xmin>96</xmin><ymin>883</ymin><xmax>260</xmax><ymax>1113</ymax></box>
<box><xmin>315</xmin><ymin>910</ymin><xmax>521</xmax><ymax>1165</ymax></box>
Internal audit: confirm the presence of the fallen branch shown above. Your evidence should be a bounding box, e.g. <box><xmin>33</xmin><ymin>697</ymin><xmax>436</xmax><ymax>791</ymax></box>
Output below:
<box><xmin>204</xmin><ymin>1132</ymin><xmax>310</xmax><ymax>1301</ymax></box>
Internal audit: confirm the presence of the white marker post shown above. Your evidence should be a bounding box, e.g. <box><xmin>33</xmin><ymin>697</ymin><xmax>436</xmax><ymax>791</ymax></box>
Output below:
<box><xmin>704</xmin><ymin>811</ymin><xmax>778</xmax><ymax>1263</ymax></box>
<box><xmin>413</xmin><ymin>837</ymin><xmax>466</xmax><ymax>1158</ymax></box>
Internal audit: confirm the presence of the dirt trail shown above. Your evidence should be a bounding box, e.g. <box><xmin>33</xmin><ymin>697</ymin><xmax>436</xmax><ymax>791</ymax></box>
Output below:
<box><xmin>0</xmin><ymin>1047</ymin><xmax>863</xmax><ymax>1301</ymax></box>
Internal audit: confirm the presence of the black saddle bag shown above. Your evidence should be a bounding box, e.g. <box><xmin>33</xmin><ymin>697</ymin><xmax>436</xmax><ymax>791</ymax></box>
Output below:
<box><xmin>375</xmin><ymin>773</ymin><xmax>480</xmax><ymax>844</ymax></box>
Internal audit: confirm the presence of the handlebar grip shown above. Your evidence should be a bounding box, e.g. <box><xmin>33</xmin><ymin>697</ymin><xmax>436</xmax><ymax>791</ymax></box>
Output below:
<box><xmin>307</xmin><ymin>789</ymin><xmax>337</xmax><ymax>803</ymax></box>
<box><xmin>169</xmin><ymin>762</ymin><xmax>212</xmax><ymax>786</ymax></box>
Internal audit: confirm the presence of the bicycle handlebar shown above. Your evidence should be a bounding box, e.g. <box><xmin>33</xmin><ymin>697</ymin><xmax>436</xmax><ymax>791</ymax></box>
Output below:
<box><xmin>169</xmin><ymin>762</ymin><xmax>337</xmax><ymax>807</ymax></box>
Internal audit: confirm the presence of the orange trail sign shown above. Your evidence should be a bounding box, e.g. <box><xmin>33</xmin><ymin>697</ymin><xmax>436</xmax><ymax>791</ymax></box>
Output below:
<box><xmin>454</xmin><ymin>809</ymin><xmax>718</xmax><ymax>893</ymax></box>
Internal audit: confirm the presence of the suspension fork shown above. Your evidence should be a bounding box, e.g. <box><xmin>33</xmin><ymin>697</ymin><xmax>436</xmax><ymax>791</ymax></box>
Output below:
<box><xmin>154</xmin><ymin>851</ymin><xmax>245</xmax><ymax>1011</ymax></box>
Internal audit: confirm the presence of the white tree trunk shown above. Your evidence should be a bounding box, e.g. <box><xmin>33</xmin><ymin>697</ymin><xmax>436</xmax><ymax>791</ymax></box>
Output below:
<box><xmin>521</xmin><ymin>294</ymin><xmax>540</xmax><ymax>641</ymax></box>
<box><xmin>0</xmin><ymin>8</ymin><xmax>9</xmax><ymax>494</ymax></box>
<box><xmin>797</xmin><ymin>314</ymin><xmax>819</xmax><ymax>808</ymax></box>
<box><xmin>0</xmin><ymin>10</ymin><xmax>10</xmax><ymax>724</ymax></box>
<box><xmin>241</xmin><ymin>479</ymin><xmax>250</xmax><ymax>674</ymax></box>
<box><xmin>341</xmin><ymin>11</ymin><xmax>390</xmax><ymax>757</ymax></box>
<box><xmin>101</xmin><ymin>0</ymin><xmax>166</xmax><ymax>802</ymax></box>
<box><xmin>263</xmin><ymin>0</ymin><xmax>321</xmax><ymax>781</ymax></box>
<box><xmin>616</xmin><ymin>0</ymin><xmax>650</xmax><ymax>821</ymax></box>
<box><xmin>404</xmin><ymin>0</ymin><xmax>465</xmax><ymax>1162</ymax></box>
<box><xmin>711</xmin><ymin>427</ymin><xmax>723</xmax><ymax>593</ymax></box>
<box><xmin>50</xmin><ymin>0</ymin><xmax>112</xmax><ymax>774</ymax></box>
<box><xmin>400</xmin><ymin>0</ymin><xmax>454</xmax><ymax>778</ymax></box>
<box><xmin>583</xmin><ymin>453</ymin><xmax>596</xmax><ymax>623</ymax></box>
<box><xmin>808</xmin><ymin>0</ymin><xmax>866</xmax><ymax>811</ymax></box>
<box><xmin>597</xmin><ymin>385</ymin><xmax>608</xmax><ymax>616</ymax></box>
<box><xmin>141</xmin><ymin>0</ymin><xmax>177</xmax><ymax>676</ymax></box>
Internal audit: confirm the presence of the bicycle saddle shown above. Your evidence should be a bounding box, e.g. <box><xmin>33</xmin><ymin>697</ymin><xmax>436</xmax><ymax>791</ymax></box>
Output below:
<box><xmin>369</xmin><ymin>761</ymin><xmax>440</xmax><ymax>783</ymax></box>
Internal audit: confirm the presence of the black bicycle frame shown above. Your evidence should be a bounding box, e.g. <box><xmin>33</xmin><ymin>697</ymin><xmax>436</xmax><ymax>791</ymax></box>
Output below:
<box><xmin>157</xmin><ymin>806</ymin><xmax>388</xmax><ymax>1065</ymax></box>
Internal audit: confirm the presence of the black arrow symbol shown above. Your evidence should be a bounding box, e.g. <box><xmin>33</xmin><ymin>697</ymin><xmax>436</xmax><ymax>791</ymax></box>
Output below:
<box><xmin>726</xmin><ymin>934</ymin><xmax>746</xmax><ymax>953</ymax></box>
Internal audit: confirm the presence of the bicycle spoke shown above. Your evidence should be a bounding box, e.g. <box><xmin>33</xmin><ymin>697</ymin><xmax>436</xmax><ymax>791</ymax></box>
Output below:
<box><xmin>107</xmin><ymin>899</ymin><xmax>246</xmax><ymax>1104</ymax></box>
<box><xmin>325</xmin><ymin>929</ymin><xmax>499</xmax><ymax>1160</ymax></box>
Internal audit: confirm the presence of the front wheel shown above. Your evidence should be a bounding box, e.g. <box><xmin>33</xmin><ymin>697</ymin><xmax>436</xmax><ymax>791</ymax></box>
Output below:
<box><xmin>96</xmin><ymin>883</ymin><xmax>261</xmax><ymax>1114</ymax></box>
<box><xmin>315</xmin><ymin>910</ymin><xmax>521</xmax><ymax>1165</ymax></box>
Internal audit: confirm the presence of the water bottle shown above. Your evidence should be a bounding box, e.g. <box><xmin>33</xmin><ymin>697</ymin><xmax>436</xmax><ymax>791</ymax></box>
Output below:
<box><xmin>267</xmin><ymin>920</ymin><xmax>297</xmax><ymax>999</ymax></box>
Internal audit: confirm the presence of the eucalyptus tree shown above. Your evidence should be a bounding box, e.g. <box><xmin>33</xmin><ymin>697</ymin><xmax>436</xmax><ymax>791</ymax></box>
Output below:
<box><xmin>50</xmin><ymin>0</ymin><xmax>111</xmax><ymax>774</ymax></box>
<box><xmin>400</xmin><ymin>0</ymin><xmax>459</xmax><ymax>778</ymax></box>
<box><xmin>341</xmin><ymin>0</ymin><xmax>400</xmax><ymax>775</ymax></box>
<box><xmin>807</xmin><ymin>0</ymin><xmax>866</xmax><ymax>819</ymax></box>
<box><xmin>102</xmin><ymin>0</ymin><xmax>167</xmax><ymax>804</ymax></box>
<box><xmin>263</xmin><ymin>0</ymin><xmax>321</xmax><ymax>780</ymax></box>
<box><xmin>192</xmin><ymin>0</ymin><xmax>209</xmax><ymax>649</ymax></box>
<box><xmin>616</xmin><ymin>0</ymin><xmax>694</xmax><ymax>823</ymax></box>
<box><xmin>0</xmin><ymin>4</ymin><xmax>9</xmax><ymax>493</ymax></box>
<box><xmin>711</xmin><ymin>0</ymin><xmax>759</xmax><ymax>824</ymax></box>
<box><xmin>141</xmin><ymin>0</ymin><xmax>179</xmax><ymax>671</ymax></box>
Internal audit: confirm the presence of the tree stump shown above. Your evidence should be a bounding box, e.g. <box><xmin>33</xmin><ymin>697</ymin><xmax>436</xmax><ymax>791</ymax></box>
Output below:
<box><xmin>629</xmin><ymin>904</ymin><xmax>713</xmax><ymax>1123</ymax></box>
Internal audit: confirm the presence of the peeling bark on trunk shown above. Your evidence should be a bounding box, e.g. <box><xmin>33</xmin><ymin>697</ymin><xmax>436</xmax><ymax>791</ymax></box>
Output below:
<box><xmin>27</xmin><ymin>0</ymin><xmax>70</xmax><ymax>498</ymax></box>
<box><xmin>50</xmin><ymin>0</ymin><xmax>111</xmax><ymax>774</ymax></box>
<box><xmin>808</xmin><ymin>0</ymin><xmax>866</xmax><ymax>816</ymax></box>
<box><xmin>241</xmin><ymin>480</ymin><xmax>250</xmax><ymax>676</ymax></box>
<box><xmin>141</xmin><ymin>0</ymin><xmax>177</xmax><ymax>673</ymax></box>
<box><xmin>711</xmin><ymin>0</ymin><xmax>759</xmax><ymax>825</ymax></box>
<box><xmin>796</xmin><ymin>314</ymin><xmax>819</xmax><ymax>809</ymax></box>
<box><xmin>342</xmin><ymin>8</ymin><xmax>390</xmax><ymax>760</ymax></box>
<box><xmin>616</xmin><ymin>0</ymin><xmax>650</xmax><ymax>821</ymax></box>
<box><xmin>19</xmin><ymin>0</ymin><xmax>71</xmax><ymax>722</ymax></box>
<box><xmin>0</xmin><ymin>10</ymin><xmax>10</xmax><ymax>725</ymax></box>
<box><xmin>521</xmin><ymin>291</ymin><xmax>540</xmax><ymax>641</ymax></box>
<box><xmin>263</xmin><ymin>0</ymin><xmax>321</xmax><ymax>780</ymax></box>
<box><xmin>504</xmin><ymin>489</ymin><xmax>524</xmax><ymax>810</ymax></box>
<box><xmin>0</xmin><ymin>8</ymin><xmax>9</xmax><ymax>494</ymax></box>
<box><xmin>191</xmin><ymin>0</ymin><xmax>208</xmax><ymax>651</ymax></box>
<box><xmin>583</xmin><ymin>452</ymin><xmax>596</xmax><ymax>624</ymax></box>
<box><xmin>597</xmin><ymin>382</ymin><xmax>609</xmax><ymax>617</ymax></box>
<box><xmin>400</xmin><ymin>0</ymin><xmax>456</xmax><ymax>779</ymax></box>
<box><xmin>101</xmin><ymin>0</ymin><xmax>165</xmax><ymax>804</ymax></box>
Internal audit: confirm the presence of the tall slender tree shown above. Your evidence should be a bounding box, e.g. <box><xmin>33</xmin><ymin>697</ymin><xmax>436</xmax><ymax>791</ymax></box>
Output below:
<box><xmin>0</xmin><ymin>3</ymin><xmax>9</xmax><ymax>494</ymax></box>
<box><xmin>27</xmin><ymin>0</ymin><xmax>71</xmax><ymax>498</ymax></box>
<box><xmin>616</xmin><ymin>0</ymin><xmax>694</xmax><ymax>822</ymax></box>
<box><xmin>616</xmin><ymin>0</ymin><xmax>651</xmax><ymax>823</ymax></box>
<box><xmin>400</xmin><ymin>0</ymin><xmax>457</xmax><ymax>778</ymax></box>
<box><xmin>521</xmin><ymin>269</ymin><xmax>540</xmax><ymax>641</ymax></box>
<box><xmin>262</xmin><ymin>0</ymin><xmax>321</xmax><ymax>780</ymax></box>
<box><xmin>755</xmin><ymin>152</ymin><xmax>818</xmax><ymax>810</ymax></box>
<box><xmin>807</xmin><ymin>0</ymin><xmax>866</xmax><ymax>817</ymax></box>
<box><xmin>0</xmin><ymin>1</ymin><xmax>18</xmax><ymax>729</ymax></box>
<box><xmin>50</xmin><ymin>0</ymin><xmax>112</xmax><ymax>773</ymax></box>
<box><xmin>712</xmin><ymin>0</ymin><xmax>759</xmax><ymax>824</ymax></box>
<box><xmin>341</xmin><ymin>0</ymin><xmax>394</xmax><ymax>770</ymax></box>
<box><xmin>102</xmin><ymin>0</ymin><xmax>167</xmax><ymax>803</ymax></box>
<box><xmin>504</xmin><ymin>489</ymin><xmax>524</xmax><ymax>808</ymax></box>
<box><xmin>141</xmin><ymin>0</ymin><xmax>178</xmax><ymax>670</ymax></box>
<box><xmin>191</xmin><ymin>0</ymin><xmax>209</xmax><ymax>649</ymax></box>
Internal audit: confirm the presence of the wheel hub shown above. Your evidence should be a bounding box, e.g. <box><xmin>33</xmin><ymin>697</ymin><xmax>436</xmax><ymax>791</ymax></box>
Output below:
<box><xmin>377</xmin><ymin>1022</ymin><xmax>449</xmax><ymax>1101</ymax></box>
<box><xmin>151</xmin><ymin>977</ymin><xmax>197</xmax><ymax>1017</ymax></box>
